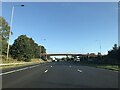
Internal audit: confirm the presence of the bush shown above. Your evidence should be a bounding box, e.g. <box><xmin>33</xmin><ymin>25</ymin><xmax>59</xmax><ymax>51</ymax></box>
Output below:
<box><xmin>10</xmin><ymin>35</ymin><xmax>34</xmax><ymax>62</ymax></box>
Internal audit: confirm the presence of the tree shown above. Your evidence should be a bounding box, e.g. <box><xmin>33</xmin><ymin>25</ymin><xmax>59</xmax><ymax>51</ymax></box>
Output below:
<box><xmin>108</xmin><ymin>44</ymin><xmax>118</xmax><ymax>58</ymax></box>
<box><xmin>107</xmin><ymin>44</ymin><xmax>119</xmax><ymax>64</ymax></box>
<box><xmin>0</xmin><ymin>16</ymin><xmax>12</xmax><ymax>55</ymax></box>
<box><xmin>10</xmin><ymin>35</ymin><xmax>34</xmax><ymax>61</ymax></box>
<box><xmin>34</xmin><ymin>43</ymin><xmax>40</xmax><ymax>58</ymax></box>
<box><xmin>113</xmin><ymin>44</ymin><xmax>118</xmax><ymax>51</ymax></box>
<box><xmin>40</xmin><ymin>46</ymin><xmax>46</xmax><ymax>53</ymax></box>
<box><xmin>40</xmin><ymin>45</ymin><xmax>46</xmax><ymax>60</ymax></box>
<box><xmin>10</xmin><ymin>35</ymin><xmax>47</xmax><ymax>61</ymax></box>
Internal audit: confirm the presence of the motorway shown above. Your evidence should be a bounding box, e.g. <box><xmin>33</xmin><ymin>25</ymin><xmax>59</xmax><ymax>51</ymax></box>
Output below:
<box><xmin>2</xmin><ymin>61</ymin><xmax>118</xmax><ymax>88</ymax></box>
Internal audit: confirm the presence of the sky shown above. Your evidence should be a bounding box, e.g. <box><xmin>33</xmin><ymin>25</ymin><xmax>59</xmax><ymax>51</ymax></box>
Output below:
<box><xmin>2</xmin><ymin>2</ymin><xmax>118</xmax><ymax>55</ymax></box>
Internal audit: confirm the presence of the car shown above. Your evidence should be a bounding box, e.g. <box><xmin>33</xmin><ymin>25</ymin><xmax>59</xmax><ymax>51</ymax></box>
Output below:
<box><xmin>55</xmin><ymin>60</ymin><xmax>57</xmax><ymax>62</ymax></box>
<box><xmin>52</xmin><ymin>60</ymin><xmax>55</xmax><ymax>62</ymax></box>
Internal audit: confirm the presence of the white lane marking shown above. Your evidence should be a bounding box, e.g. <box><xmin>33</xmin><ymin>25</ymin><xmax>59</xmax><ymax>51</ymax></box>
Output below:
<box><xmin>77</xmin><ymin>69</ymin><xmax>82</xmax><ymax>73</ymax></box>
<box><xmin>44</xmin><ymin>70</ymin><xmax>48</xmax><ymax>73</ymax></box>
<box><xmin>51</xmin><ymin>66</ymin><xmax>53</xmax><ymax>67</ymax></box>
<box><xmin>0</xmin><ymin>64</ymin><xmax>40</xmax><ymax>76</ymax></box>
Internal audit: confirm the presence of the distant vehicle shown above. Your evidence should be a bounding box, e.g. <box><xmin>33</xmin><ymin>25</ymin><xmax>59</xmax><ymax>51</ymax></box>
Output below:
<box><xmin>52</xmin><ymin>57</ymin><xmax>55</xmax><ymax>62</ymax></box>
<box><xmin>55</xmin><ymin>60</ymin><xmax>57</xmax><ymax>62</ymax></box>
<box><xmin>52</xmin><ymin>59</ymin><xmax>58</xmax><ymax>62</ymax></box>
<box><xmin>52</xmin><ymin>57</ymin><xmax>58</xmax><ymax>62</ymax></box>
<box><xmin>57</xmin><ymin>59</ymin><xmax>59</xmax><ymax>62</ymax></box>
<box><xmin>74</xmin><ymin>58</ymin><xmax>80</xmax><ymax>62</ymax></box>
<box><xmin>76</xmin><ymin>59</ymin><xmax>80</xmax><ymax>62</ymax></box>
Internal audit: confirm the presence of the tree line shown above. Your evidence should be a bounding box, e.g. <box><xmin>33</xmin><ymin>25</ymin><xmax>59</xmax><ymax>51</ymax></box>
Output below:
<box><xmin>104</xmin><ymin>44</ymin><xmax>120</xmax><ymax>65</ymax></box>
<box><xmin>80</xmin><ymin>44</ymin><xmax>120</xmax><ymax>65</ymax></box>
<box><xmin>0</xmin><ymin>16</ymin><xmax>46</xmax><ymax>62</ymax></box>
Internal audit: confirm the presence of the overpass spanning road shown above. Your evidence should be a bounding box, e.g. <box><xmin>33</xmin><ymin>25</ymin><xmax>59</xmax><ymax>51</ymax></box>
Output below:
<box><xmin>41</xmin><ymin>53</ymin><xmax>98</xmax><ymax>57</ymax></box>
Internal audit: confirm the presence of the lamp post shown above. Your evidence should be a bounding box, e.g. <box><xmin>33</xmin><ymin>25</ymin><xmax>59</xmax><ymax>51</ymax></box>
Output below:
<box><xmin>7</xmin><ymin>4</ymin><xmax>24</xmax><ymax>60</ymax></box>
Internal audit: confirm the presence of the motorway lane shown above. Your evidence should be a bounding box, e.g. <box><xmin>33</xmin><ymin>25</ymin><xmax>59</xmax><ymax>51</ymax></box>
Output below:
<box><xmin>2</xmin><ymin>63</ymin><xmax>51</xmax><ymax>88</ymax></box>
<box><xmin>2</xmin><ymin>61</ymin><xmax>118</xmax><ymax>88</ymax></box>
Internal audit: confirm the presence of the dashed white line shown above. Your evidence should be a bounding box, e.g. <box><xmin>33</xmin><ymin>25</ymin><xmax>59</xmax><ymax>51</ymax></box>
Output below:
<box><xmin>51</xmin><ymin>66</ymin><xmax>53</xmax><ymax>67</ymax></box>
<box><xmin>44</xmin><ymin>70</ymin><xmax>48</xmax><ymax>73</ymax></box>
<box><xmin>0</xmin><ymin>64</ymin><xmax>40</xmax><ymax>76</ymax></box>
<box><xmin>77</xmin><ymin>69</ymin><xmax>82</xmax><ymax>73</ymax></box>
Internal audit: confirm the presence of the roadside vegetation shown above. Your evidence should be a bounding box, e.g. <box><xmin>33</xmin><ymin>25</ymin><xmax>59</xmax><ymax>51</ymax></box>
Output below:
<box><xmin>80</xmin><ymin>44</ymin><xmax>119</xmax><ymax>65</ymax></box>
<box><xmin>10</xmin><ymin>35</ymin><xmax>46</xmax><ymax>62</ymax></box>
<box><xmin>0</xmin><ymin>16</ymin><xmax>47</xmax><ymax>64</ymax></box>
<box><xmin>79</xmin><ymin>62</ymin><xmax>119</xmax><ymax>71</ymax></box>
<box><xmin>0</xmin><ymin>55</ymin><xmax>48</xmax><ymax>69</ymax></box>
<box><xmin>0</xmin><ymin>16</ymin><xmax>48</xmax><ymax>69</ymax></box>
<box><xmin>64</xmin><ymin>44</ymin><xmax>120</xmax><ymax>71</ymax></box>
<box><xmin>1</xmin><ymin>55</ymin><xmax>41</xmax><ymax>64</ymax></box>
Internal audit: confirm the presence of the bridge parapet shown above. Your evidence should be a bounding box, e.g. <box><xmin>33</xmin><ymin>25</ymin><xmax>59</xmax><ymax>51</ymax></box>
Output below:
<box><xmin>41</xmin><ymin>53</ymin><xmax>97</xmax><ymax>57</ymax></box>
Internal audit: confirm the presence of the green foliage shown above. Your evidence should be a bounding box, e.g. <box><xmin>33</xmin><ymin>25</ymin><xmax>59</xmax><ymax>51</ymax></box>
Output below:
<box><xmin>10</xmin><ymin>35</ymin><xmax>32</xmax><ymax>61</ymax></box>
<box><xmin>40</xmin><ymin>45</ymin><xmax>46</xmax><ymax>60</ymax></box>
<box><xmin>33</xmin><ymin>43</ymin><xmax>40</xmax><ymax>58</ymax></box>
<box><xmin>0</xmin><ymin>16</ymin><xmax>10</xmax><ymax>41</ymax></box>
<box><xmin>10</xmin><ymin>35</ymin><xmax>46</xmax><ymax>62</ymax></box>
<box><xmin>80</xmin><ymin>44</ymin><xmax>120</xmax><ymax>65</ymax></box>
<box><xmin>97</xmin><ymin>44</ymin><xmax>119</xmax><ymax>65</ymax></box>
<box><xmin>40</xmin><ymin>46</ymin><xmax>46</xmax><ymax>53</ymax></box>
<box><xmin>107</xmin><ymin>44</ymin><xmax>119</xmax><ymax>64</ymax></box>
<box><xmin>0</xmin><ymin>16</ymin><xmax>12</xmax><ymax>55</ymax></box>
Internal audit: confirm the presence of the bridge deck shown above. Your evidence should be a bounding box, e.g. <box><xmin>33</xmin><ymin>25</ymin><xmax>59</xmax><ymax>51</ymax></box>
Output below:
<box><xmin>41</xmin><ymin>53</ymin><xmax>97</xmax><ymax>57</ymax></box>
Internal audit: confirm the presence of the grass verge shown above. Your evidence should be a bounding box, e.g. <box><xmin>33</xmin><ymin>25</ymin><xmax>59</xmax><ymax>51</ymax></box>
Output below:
<box><xmin>0</xmin><ymin>55</ymin><xmax>49</xmax><ymax>70</ymax></box>
<box><xmin>80</xmin><ymin>62</ymin><xmax>120</xmax><ymax>71</ymax></box>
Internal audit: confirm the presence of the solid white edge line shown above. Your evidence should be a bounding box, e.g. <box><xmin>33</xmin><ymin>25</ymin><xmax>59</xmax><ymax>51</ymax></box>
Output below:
<box><xmin>0</xmin><ymin>64</ymin><xmax>40</xmax><ymax>76</ymax></box>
